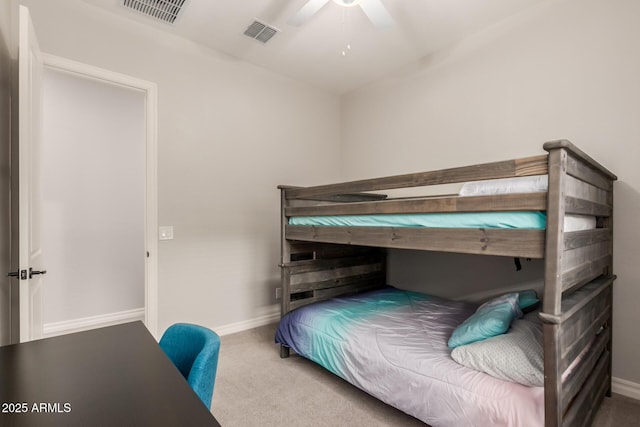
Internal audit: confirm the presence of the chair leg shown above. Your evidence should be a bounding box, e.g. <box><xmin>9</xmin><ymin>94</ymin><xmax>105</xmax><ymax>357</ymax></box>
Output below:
<box><xmin>280</xmin><ymin>344</ymin><xmax>290</xmax><ymax>359</ymax></box>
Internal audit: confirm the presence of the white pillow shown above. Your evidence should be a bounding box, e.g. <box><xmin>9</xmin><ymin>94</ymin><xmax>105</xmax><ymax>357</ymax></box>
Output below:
<box><xmin>450</xmin><ymin>313</ymin><xmax>543</xmax><ymax>387</ymax></box>
<box><xmin>459</xmin><ymin>176</ymin><xmax>548</xmax><ymax>197</ymax></box>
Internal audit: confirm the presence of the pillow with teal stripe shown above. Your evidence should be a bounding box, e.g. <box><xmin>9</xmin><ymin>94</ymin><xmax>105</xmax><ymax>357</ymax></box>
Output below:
<box><xmin>448</xmin><ymin>293</ymin><xmax>523</xmax><ymax>349</ymax></box>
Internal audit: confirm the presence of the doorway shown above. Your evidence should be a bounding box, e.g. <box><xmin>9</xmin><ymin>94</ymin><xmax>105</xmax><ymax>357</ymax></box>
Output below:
<box><xmin>40</xmin><ymin>55</ymin><xmax>158</xmax><ymax>337</ymax></box>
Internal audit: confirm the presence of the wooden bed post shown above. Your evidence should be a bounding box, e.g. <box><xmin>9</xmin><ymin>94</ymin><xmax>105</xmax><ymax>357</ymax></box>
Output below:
<box><xmin>543</xmin><ymin>146</ymin><xmax>567</xmax><ymax>315</ymax></box>
<box><xmin>543</xmin><ymin>145</ymin><xmax>567</xmax><ymax>427</ymax></box>
<box><xmin>279</xmin><ymin>186</ymin><xmax>291</xmax><ymax>358</ymax></box>
<box><xmin>542</xmin><ymin>140</ymin><xmax>617</xmax><ymax>427</ymax></box>
<box><xmin>603</xmin><ymin>182</ymin><xmax>614</xmax><ymax>398</ymax></box>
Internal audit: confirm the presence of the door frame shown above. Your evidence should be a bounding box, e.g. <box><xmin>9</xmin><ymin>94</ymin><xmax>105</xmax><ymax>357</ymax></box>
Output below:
<box><xmin>41</xmin><ymin>54</ymin><xmax>159</xmax><ymax>337</ymax></box>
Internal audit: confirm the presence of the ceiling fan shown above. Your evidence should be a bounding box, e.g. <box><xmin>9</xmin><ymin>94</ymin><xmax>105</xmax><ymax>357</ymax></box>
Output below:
<box><xmin>288</xmin><ymin>0</ymin><xmax>394</xmax><ymax>29</ymax></box>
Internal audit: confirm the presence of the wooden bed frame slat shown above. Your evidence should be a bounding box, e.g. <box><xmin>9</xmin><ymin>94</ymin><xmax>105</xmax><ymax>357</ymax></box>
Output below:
<box><xmin>278</xmin><ymin>185</ymin><xmax>388</xmax><ymax>202</ymax></box>
<box><xmin>564</xmin><ymin>197</ymin><xmax>612</xmax><ymax>216</ymax></box>
<box><xmin>562</xmin><ymin>241</ymin><xmax>611</xmax><ymax>272</ymax></box>
<box><xmin>561</xmin><ymin>255</ymin><xmax>612</xmax><ymax>293</ymax></box>
<box><xmin>286</xmin><ymin>225</ymin><xmax>545</xmax><ymax>258</ymax></box>
<box><xmin>283</xmin><ymin>250</ymin><xmax>386</xmax><ymax>310</ymax></box>
<box><xmin>561</xmin><ymin>351</ymin><xmax>610</xmax><ymax>427</ymax></box>
<box><xmin>286</xmin><ymin>192</ymin><xmax>547</xmax><ymax>216</ymax></box>
<box><xmin>284</xmin><ymin>254</ymin><xmax>383</xmax><ymax>275</ymax></box>
<box><xmin>538</xmin><ymin>275</ymin><xmax>614</xmax><ymax>325</ymax></box>
<box><xmin>565</xmin><ymin>153</ymin><xmax>614</xmax><ymax>191</ymax></box>
<box><xmin>290</xmin><ymin>263</ymin><xmax>383</xmax><ymax>289</ymax></box>
<box><xmin>559</xmin><ymin>292</ymin><xmax>611</xmax><ymax>372</ymax></box>
<box><xmin>288</xmin><ymin>279</ymin><xmax>383</xmax><ymax>311</ymax></box>
<box><xmin>565</xmin><ymin>175</ymin><xmax>610</xmax><ymax>207</ymax></box>
<box><xmin>563</xmin><ymin>229</ymin><xmax>611</xmax><ymax>251</ymax></box>
<box><xmin>290</xmin><ymin>271</ymin><xmax>385</xmax><ymax>294</ymax></box>
<box><xmin>559</xmin><ymin>305</ymin><xmax>611</xmax><ymax>372</ymax></box>
<box><xmin>561</xmin><ymin>327</ymin><xmax>611</xmax><ymax>413</ymax></box>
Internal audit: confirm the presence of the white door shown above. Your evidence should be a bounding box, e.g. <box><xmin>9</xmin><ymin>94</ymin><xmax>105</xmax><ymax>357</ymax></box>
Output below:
<box><xmin>10</xmin><ymin>6</ymin><xmax>45</xmax><ymax>342</ymax></box>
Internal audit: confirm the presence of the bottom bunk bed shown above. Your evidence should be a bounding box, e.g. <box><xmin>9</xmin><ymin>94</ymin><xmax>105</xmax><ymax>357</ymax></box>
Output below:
<box><xmin>275</xmin><ymin>269</ymin><xmax>614</xmax><ymax>427</ymax></box>
<box><xmin>276</xmin><ymin>286</ymin><xmax>546</xmax><ymax>426</ymax></box>
<box><xmin>276</xmin><ymin>141</ymin><xmax>616</xmax><ymax>427</ymax></box>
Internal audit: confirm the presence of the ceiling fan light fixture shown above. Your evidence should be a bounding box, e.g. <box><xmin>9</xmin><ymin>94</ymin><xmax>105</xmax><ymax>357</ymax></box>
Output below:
<box><xmin>288</xmin><ymin>0</ymin><xmax>393</xmax><ymax>29</ymax></box>
<box><xmin>332</xmin><ymin>0</ymin><xmax>362</xmax><ymax>8</ymax></box>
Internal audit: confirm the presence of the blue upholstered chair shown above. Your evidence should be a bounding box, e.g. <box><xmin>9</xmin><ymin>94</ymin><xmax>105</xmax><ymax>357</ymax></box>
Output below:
<box><xmin>159</xmin><ymin>323</ymin><xmax>221</xmax><ymax>410</ymax></box>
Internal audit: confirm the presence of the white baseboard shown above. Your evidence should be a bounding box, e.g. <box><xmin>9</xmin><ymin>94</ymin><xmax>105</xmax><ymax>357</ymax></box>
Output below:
<box><xmin>612</xmin><ymin>377</ymin><xmax>640</xmax><ymax>401</ymax></box>
<box><xmin>214</xmin><ymin>308</ymin><xmax>280</xmax><ymax>337</ymax></box>
<box><xmin>43</xmin><ymin>308</ymin><xmax>145</xmax><ymax>338</ymax></box>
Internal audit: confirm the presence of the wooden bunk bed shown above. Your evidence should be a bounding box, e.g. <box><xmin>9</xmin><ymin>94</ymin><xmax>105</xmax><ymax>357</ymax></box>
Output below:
<box><xmin>277</xmin><ymin>140</ymin><xmax>616</xmax><ymax>427</ymax></box>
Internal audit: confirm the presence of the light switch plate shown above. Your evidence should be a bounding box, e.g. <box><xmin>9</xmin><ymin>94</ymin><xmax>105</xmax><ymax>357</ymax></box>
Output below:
<box><xmin>159</xmin><ymin>226</ymin><xmax>174</xmax><ymax>240</ymax></box>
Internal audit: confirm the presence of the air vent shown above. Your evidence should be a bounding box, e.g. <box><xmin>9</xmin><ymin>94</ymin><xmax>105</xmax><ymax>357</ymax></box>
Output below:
<box><xmin>243</xmin><ymin>20</ymin><xmax>279</xmax><ymax>44</ymax></box>
<box><xmin>122</xmin><ymin>0</ymin><xmax>187</xmax><ymax>24</ymax></box>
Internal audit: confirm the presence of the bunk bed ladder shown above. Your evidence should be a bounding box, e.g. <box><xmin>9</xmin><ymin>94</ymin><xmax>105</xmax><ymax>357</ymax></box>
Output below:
<box><xmin>541</xmin><ymin>140</ymin><xmax>617</xmax><ymax>427</ymax></box>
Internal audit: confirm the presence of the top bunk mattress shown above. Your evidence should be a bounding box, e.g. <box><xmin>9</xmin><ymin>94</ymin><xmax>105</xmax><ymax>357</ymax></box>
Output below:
<box><xmin>275</xmin><ymin>287</ymin><xmax>544</xmax><ymax>427</ymax></box>
<box><xmin>290</xmin><ymin>212</ymin><xmax>596</xmax><ymax>231</ymax></box>
<box><xmin>290</xmin><ymin>211</ymin><xmax>547</xmax><ymax>229</ymax></box>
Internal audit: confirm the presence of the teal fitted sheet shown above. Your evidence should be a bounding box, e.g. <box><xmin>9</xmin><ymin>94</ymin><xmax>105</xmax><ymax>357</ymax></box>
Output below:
<box><xmin>289</xmin><ymin>211</ymin><xmax>547</xmax><ymax>229</ymax></box>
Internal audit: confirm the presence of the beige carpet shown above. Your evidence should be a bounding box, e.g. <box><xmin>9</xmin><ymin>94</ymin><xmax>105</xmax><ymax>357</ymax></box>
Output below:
<box><xmin>211</xmin><ymin>323</ymin><xmax>640</xmax><ymax>426</ymax></box>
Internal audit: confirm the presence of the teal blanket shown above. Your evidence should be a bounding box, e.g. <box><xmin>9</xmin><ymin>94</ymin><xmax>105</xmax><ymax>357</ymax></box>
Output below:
<box><xmin>289</xmin><ymin>211</ymin><xmax>546</xmax><ymax>229</ymax></box>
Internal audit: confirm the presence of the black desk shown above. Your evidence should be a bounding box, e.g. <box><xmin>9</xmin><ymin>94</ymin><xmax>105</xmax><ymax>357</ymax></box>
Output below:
<box><xmin>0</xmin><ymin>321</ymin><xmax>221</xmax><ymax>426</ymax></box>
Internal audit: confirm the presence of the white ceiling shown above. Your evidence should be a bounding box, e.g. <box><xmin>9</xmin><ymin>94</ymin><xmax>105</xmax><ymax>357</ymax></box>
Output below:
<box><xmin>82</xmin><ymin>0</ymin><xmax>545</xmax><ymax>94</ymax></box>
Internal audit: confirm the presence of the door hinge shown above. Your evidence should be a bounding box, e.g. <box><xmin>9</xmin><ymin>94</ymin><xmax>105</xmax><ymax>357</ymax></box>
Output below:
<box><xmin>7</xmin><ymin>270</ymin><xmax>28</xmax><ymax>280</ymax></box>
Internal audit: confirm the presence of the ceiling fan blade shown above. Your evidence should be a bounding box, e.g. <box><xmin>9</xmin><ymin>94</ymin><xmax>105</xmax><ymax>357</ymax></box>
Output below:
<box><xmin>359</xmin><ymin>0</ymin><xmax>394</xmax><ymax>29</ymax></box>
<box><xmin>287</xmin><ymin>0</ymin><xmax>331</xmax><ymax>26</ymax></box>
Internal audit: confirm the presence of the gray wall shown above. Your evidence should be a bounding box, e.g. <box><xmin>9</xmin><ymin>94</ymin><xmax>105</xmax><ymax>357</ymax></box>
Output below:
<box><xmin>342</xmin><ymin>0</ymin><xmax>640</xmax><ymax>385</ymax></box>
